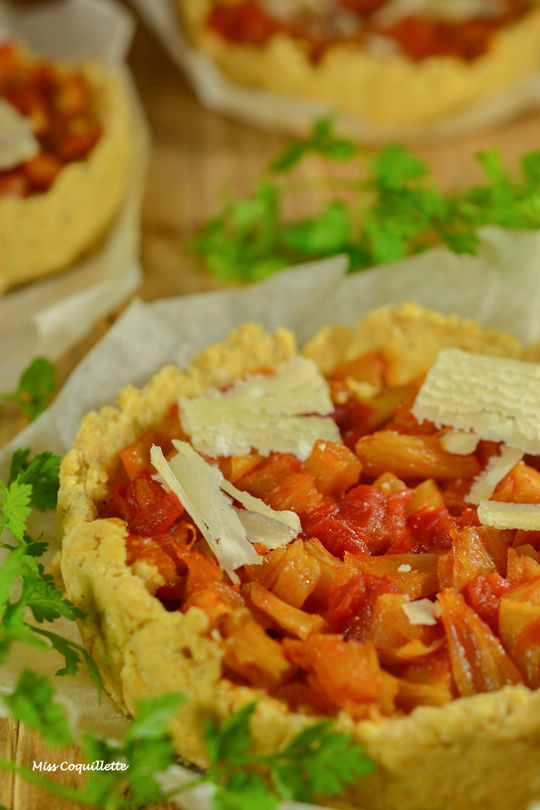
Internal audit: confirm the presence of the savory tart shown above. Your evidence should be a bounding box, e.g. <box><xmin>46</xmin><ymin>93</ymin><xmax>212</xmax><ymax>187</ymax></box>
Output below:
<box><xmin>58</xmin><ymin>303</ymin><xmax>540</xmax><ymax>810</ymax></box>
<box><xmin>177</xmin><ymin>0</ymin><xmax>540</xmax><ymax>127</ymax></box>
<box><xmin>0</xmin><ymin>40</ymin><xmax>131</xmax><ymax>293</ymax></box>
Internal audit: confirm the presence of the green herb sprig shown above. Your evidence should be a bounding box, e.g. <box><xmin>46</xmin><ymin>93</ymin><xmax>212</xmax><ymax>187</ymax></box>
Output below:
<box><xmin>192</xmin><ymin>119</ymin><xmax>540</xmax><ymax>281</ymax></box>
<box><xmin>0</xmin><ymin>357</ymin><xmax>57</xmax><ymax>421</ymax></box>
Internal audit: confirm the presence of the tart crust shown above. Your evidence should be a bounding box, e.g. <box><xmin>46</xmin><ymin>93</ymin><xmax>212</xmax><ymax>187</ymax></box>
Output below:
<box><xmin>178</xmin><ymin>0</ymin><xmax>540</xmax><ymax>127</ymax></box>
<box><xmin>58</xmin><ymin>305</ymin><xmax>540</xmax><ymax>810</ymax></box>
<box><xmin>0</xmin><ymin>60</ymin><xmax>132</xmax><ymax>294</ymax></box>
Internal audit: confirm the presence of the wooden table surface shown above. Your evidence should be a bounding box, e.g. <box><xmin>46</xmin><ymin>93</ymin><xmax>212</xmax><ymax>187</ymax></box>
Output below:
<box><xmin>2</xmin><ymin>2</ymin><xmax>540</xmax><ymax>806</ymax></box>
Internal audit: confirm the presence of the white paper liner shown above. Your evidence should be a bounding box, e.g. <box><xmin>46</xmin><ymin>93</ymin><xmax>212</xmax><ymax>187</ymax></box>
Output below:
<box><xmin>130</xmin><ymin>0</ymin><xmax>540</xmax><ymax>143</ymax></box>
<box><xmin>0</xmin><ymin>0</ymin><xmax>150</xmax><ymax>391</ymax></box>
<box><xmin>3</xmin><ymin>232</ymin><xmax>540</xmax><ymax>807</ymax></box>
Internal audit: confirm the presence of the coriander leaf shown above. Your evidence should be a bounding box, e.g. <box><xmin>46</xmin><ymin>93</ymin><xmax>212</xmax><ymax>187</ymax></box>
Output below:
<box><xmin>442</xmin><ymin>230</ymin><xmax>480</xmax><ymax>254</ymax></box>
<box><xmin>0</xmin><ymin>357</ymin><xmax>57</xmax><ymax>421</ymax></box>
<box><xmin>282</xmin><ymin>200</ymin><xmax>350</xmax><ymax>256</ymax></box>
<box><xmin>8</xmin><ymin>449</ymin><xmax>30</xmax><ymax>486</ymax></box>
<box><xmin>13</xmin><ymin>451</ymin><xmax>60</xmax><ymax>512</ymax></box>
<box><xmin>268</xmin><ymin>721</ymin><xmax>374</xmax><ymax>802</ymax></box>
<box><xmin>214</xmin><ymin>772</ymin><xmax>277</xmax><ymax>810</ymax></box>
<box><xmin>372</xmin><ymin>143</ymin><xmax>427</xmax><ymax>189</ymax></box>
<box><xmin>21</xmin><ymin>568</ymin><xmax>85</xmax><ymax>624</ymax></box>
<box><xmin>31</xmin><ymin>626</ymin><xmax>102</xmax><ymax>694</ymax></box>
<box><xmin>0</xmin><ymin>479</ymin><xmax>32</xmax><ymax>542</ymax></box>
<box><xmin>204</xmin><ymin>702</ymin><xmax>256</xmax><ymax>768</ymax></box>
<box><xmin>271</xmin><ymin>117</ymin><xmax>358</xmax><ymax>173</ymax></box>
<box><xmin>521</xmin><ymin>150</ymin><xmax>540</xmax><ymax>185</ymax></box>
<box><xmin>20</xmin><ymin>533</ymin><xmax>48</xmax><ymax>559</ymax></box>
<box><xmin>3</xmin><ymin>669</ymin><xmax>73</xmax><ymax>748</ymax></box>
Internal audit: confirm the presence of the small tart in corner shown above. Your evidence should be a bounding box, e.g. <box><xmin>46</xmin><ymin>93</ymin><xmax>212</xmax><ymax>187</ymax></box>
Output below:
<box><xmin>177</xmin><ymin>0</ymin><xmax>540</xmax><ymax>127</ymax></box>
<box><xmin>0</xmin><ymin>42</ymin><xmax>132</xmax><ymax>293</ymax></box>
<box><xmin>58</xmin><ymin>307</ymin><xmax>540</xmax><ymax>810</ymax></box>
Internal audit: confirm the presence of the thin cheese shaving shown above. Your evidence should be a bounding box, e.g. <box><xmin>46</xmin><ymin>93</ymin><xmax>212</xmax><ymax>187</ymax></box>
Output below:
<box><xmin>413</xmin><ymin>349</ymin><xmax>540</xmax><ymax>454</ymax></box>
<box><xmin>0</xmin><ymin>99</ymin><xmax>40</xmax><ymax>170</ymax></box>
<box><xmin>150</xmin><ymin>441</ymin><xmax>300</xmax><ymax>581</ymax></box>
<box><xmin>403</xmin><ymin>599</ymin><xmax>441</xmax><ymax>626</ymax></box>
<box><xmin>466</xmin><ymin>446</ymin><xmax>524</xmax><ymax>505</ymax></box>
<box><xmin>439</xmin><ymin>430</ymin><xmax>480</xmax><ymax>455</ymax></box>
<box><xmin>179</xmin><ymin>355</ymin><xmax>340</xmax><ymax>460</ymax></box>
<box><xmin>477</xmin><ymin>501</ymin><xmax>540</xmax><ymax>531</ymax></box>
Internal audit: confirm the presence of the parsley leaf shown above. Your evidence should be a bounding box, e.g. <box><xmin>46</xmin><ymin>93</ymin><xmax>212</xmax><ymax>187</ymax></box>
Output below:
<box><xmin>21</xmin><ymin>568</ymin><xmax>85</xmax><ymax>624</ymax></box>
<box><xmin>0</xmin><ymin>479</ymin><xmax>32</xmax><ymax>542</ymax></box>
<box><xmin>194</xmin><ymin>119</ymin><xmax>540</xmax><ymax>283</ymax></box>
<box><xmin>10</xmin><ymin>451</ymin><xmax>60</xmax><ymax>512</ymax></box>
<box><xmin>0</xmin><ymin>358</ymin><xmax>57</xmax><ymax>421</ymax></box>
<box><xmin>31</xmin><ymin>626</ymin><xmax>102</xmax><ymax>692</ymax></box>
<box><xmin>3</xmin><ymin>669</ymin><xmax>73</xmax><ymax>748</ymax></box>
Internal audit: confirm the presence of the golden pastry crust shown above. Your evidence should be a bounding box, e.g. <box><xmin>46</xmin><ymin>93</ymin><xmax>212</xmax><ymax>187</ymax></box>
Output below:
<box><xmin>178</xmin><ymin>0</ymin><xmax>540</xmax><ymax>127</ymax></box>
<box><xmin>0</xmin><ymin>61</ymin><xmax>132</xmax><ymax>293</ymax></box>
<box><xmin>58</xmin><ymin>308</ymin><xmax>540</xmax><ymax>810</ymax></box>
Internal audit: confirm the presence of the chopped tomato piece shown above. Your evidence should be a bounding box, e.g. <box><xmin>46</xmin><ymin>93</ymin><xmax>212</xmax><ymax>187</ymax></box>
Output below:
<box><xmin>217</xmin><ymin>450</ymin><xmax>264</xmax><ymax>484</ymax></box>
<box><xmin>236</xmin><ymin>454</ymin><xmax>301</xmax><ymax>500</ymax></box>
<box><xmin>222</xmin><ymin>619</ymin><xmax>296</xmax><ymax>690</ymax></box>
<box><xmin>305</xmin><ymin>485</ymin><xmax>412</xmax><ymax>557</ymax></box>
<box><xmin>127</xmin><ymin>473</ymin><xmax>184</xmax><ymax>536</ymax></box>
<box><xmin>284</xmin><ymin>635</ymin><xmax>388</xmax><ymax>718</ymax></box>
<box><xmin>493</xmin><ymin>462</ymin><xmax>540</xmax><ymax>504</ymax></box>
<box><xmin>331</xmin><ymin>398</ymin><xmax>375</xmax><ymax>449</ymax></box>
<box><xmin>268</xmin><ymin>472</ymin><xmax>323</xmax><ymax>515</ymax></box>
<box><xmin>270</xmin><ymin>540</ymin><xmax>321</xmax><ymax>608</ymax></box>
<box><xmin>120</xmin><ymin>430</ymin><xmax>158</xmax><ymax>481</ymax></box>
<box><xmin>452</xmin><ymin>526</ymin><xmax>507</xmax><ymax>591</ymax></box>
<box><xmin>499</xmin><ymin>579</ymin><xmax>540</xmax><ymax>689</ymax></box>
<box><xmin>339</xmin><ymin>574</ymin><xmax>400</xmax><ymax>641</ymax></box>
<box><xmin>507</xmin><ymin>546</ymin><xmax>540</xmax><ymax>584</ymax></box>
<box><xmin>463</xmin><ymin>573</ymin><xmax>514</xmax><ymax>634</ymax></box>
<box><xmin>438</xmin><ymin>588</ymin><xmax>523</xmax><ymax>697</ymax></box>
<box><xmin>345</xmin><ymin>551</ymin><xmax>441</xmax><ymax>600</ymax></box>
<box><xmin>302</xmin><ymin>439</ymin><xmax>361</xmax><ymax>499</ymax></box>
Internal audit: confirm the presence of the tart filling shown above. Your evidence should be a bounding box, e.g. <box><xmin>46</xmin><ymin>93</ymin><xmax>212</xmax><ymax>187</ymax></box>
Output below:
<box><xmin>0</xmin><ymin>40</ymin><xmax>102</xmax><ymax>197</ymax></box>
<box><xmin>95</xmin><ymin>334</ymin><xmax>540</xmax><ymax>721</ymax></box>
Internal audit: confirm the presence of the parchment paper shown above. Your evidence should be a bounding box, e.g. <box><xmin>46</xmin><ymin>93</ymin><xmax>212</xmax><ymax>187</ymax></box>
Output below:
<box><xmin>130</xmin><ymin>0</ymin><xmax>540</xmax><ymax>143</ymax></box>
<box><xmin>0</xmin><ymin>0</ymin><xmax>150</xmax><ymax>392</ymax></box>
<box><xmin>2</xmin><ymin>230</ymin><xmax>540</xmax><ymax>808</ymax></box>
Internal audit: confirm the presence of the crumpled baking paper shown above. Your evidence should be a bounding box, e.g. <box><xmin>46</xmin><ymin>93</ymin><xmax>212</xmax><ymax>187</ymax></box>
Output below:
<box><xmin>3</xmin><ymin>229</ymin><xmax>540</xmax><ymax>808</ymax></box>
<box><xmin>130</xmin><ymin>0</ymin><xmax>540</xmax><ymax>143</ymax></box>
<box><xmin>0</xmin><ymin>0</ymin><xmax>150</xmax><ymax>392</ymax></box>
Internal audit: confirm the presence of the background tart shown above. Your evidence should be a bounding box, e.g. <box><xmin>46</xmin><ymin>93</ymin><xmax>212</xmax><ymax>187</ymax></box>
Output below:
<box><xmin>177</xmin><ymin>0</ymin><xmax>540</xmax><ymax>127</ymax></box>
<box><xmin>0</xmin><ymin>45</ymin><xmax>132</xmax><ymax>293</ymax></box>
<box><xmin>57</xmin><ymin>305</ymin><xmax>540</xmax><ymax>810</ymax></box>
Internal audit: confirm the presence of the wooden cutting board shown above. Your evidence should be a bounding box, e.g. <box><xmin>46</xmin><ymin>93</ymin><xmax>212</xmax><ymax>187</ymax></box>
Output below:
<box><xmin>3</xmin><ymin>2</ymin><xmax>540</xmax><ymax>806</ymax></box>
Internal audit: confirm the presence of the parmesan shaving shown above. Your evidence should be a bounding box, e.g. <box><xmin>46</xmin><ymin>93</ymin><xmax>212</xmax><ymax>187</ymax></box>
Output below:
<box><xmin>0</xmin><ymin>99</ymin><xmax>40</xmax><ymax>170</ymax></box>
<box><xmin>180</xmin><ymin>355</ymin><xmax>340</xmax><ymax>460</ymax></box>
<box><xmin>439</xmin><ymin>430</ymin><xmax>480</xmax><ymax>455</ymax></box>
<box><xmin>150</xmin><ymin>441</ymin><xmax>300</xmax><ymax>581</ymax></box>
<box><xmin>398</xmin><ymin>564</ymin><xmax>412</xmax><ymax>572</ymax></box>
<box><xmin>403</xmin><ymin>599</ymin><xmax>441</xmax><ymax>626</ymax></box>
<box><xmin>413</xmin><ymin>349</ymin><xmax>540</xmax><ymax>454</ymax></box>
<box><xmin>477</xmin><ymin>501</ymin><xmax>540</xmax><ymax>531</ymax></box>
<box><xmin>466</xmin><ymin>446</ymin><xmax>524</xmax><ymax>505</ymax></box>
